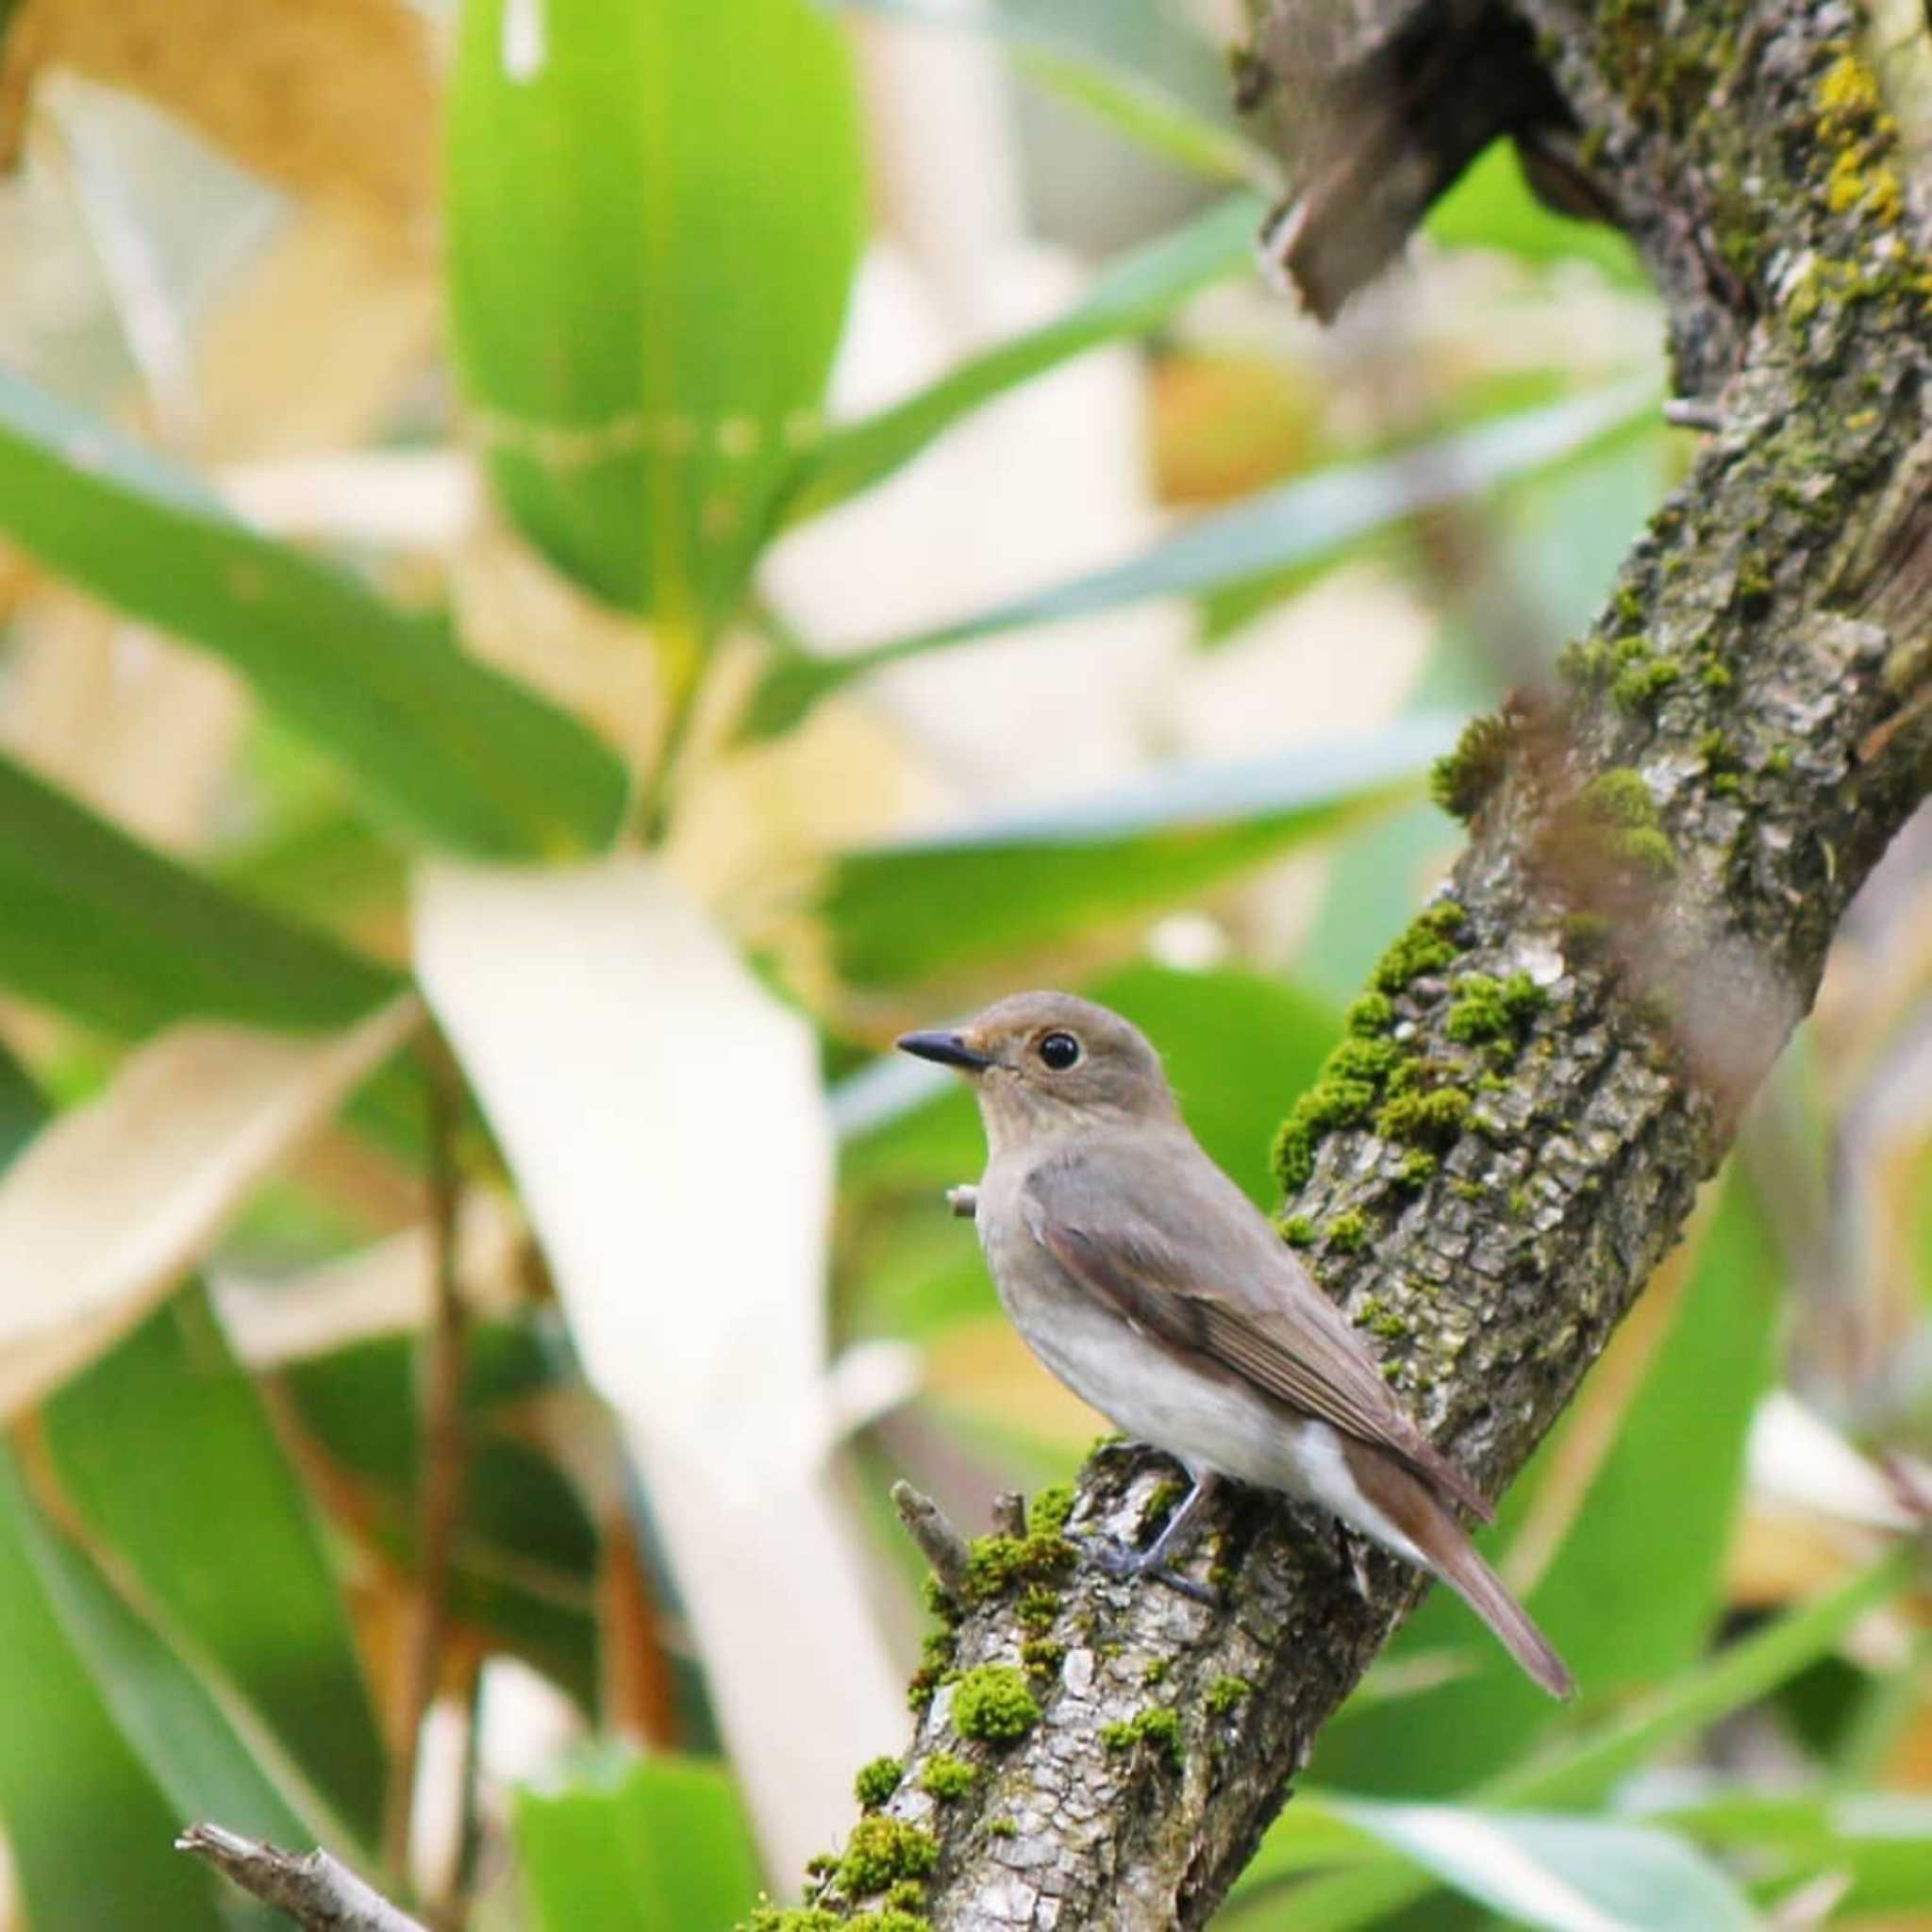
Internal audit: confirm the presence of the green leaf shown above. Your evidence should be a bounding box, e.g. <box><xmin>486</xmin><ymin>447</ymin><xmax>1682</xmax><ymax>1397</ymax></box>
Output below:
<box><xmin>1084</xmin><ymin>961</ymin><xmax>1340</xmax><ymax>1208</ymax></box>
<box><xmin>1333</xmin><ymin>1800</ymin><xmax>1762</xmax><ymax>1932</ymax></box>
<box><xmin>11</xmin><ymin>1461</ymin><xmax>330</xmax><ymax>1853</ymax></box>
<box><xmin>837</xmin><ymin>0</ymin><xmax>1259</xmax><ymax>179</ymax></box>
<box><xmin>42</xmin><ymin>1290</ymin><xmax>390</xmax><ymax>1848</ymax></box>
<box><xmin>1490</xmin><ymin>1550</ymin><xmax>1918</xmax><ymax>1812</ymax></box>
<box><xmin>0</xmin><ymin>1058</ymin><xmax>225</xmax><ymax>1930</ymax></box>
<box><xmin>449</xmin><ymin>0</ymin><xmax>864</xmax><ymax>628</ymax></box>
<box><xmin>1525</xmin><ymin>1178</ymin><xmax>1781</xmax><ymax>1687</ymax></box>
<box><xmin>1238</xmin><ymin>1549</ymin><xmax>1918</xmax><ymax>1928</ymax></box>
<box><xmin>0</xmin><ymin>1457</ymin><xmax>227</xmax><ymax>1928</ymax></box>
<box><xmin>820</xmin><ymin>716</ymin><xmax>1453</xmax><ymax>987</ymax></box>
<box><xmin>1426</xmin><ymin>139</ymin><xmax>1648</xmax><ymax>287</ymax></box>
<box><xmin>0</xmin><ymin>750</ymin><xmax>399</xmax><ymax>1035</ymax></box>
<box><xmin>514</xmin><ymin>1752</ymin><xmax>764</xmax><ymax>1931</ymax></box>
<box><xmin>0</xmin><ymin>369</ymin><xmax>627</xmax><ymax>857</ymax></box>
<box><xmin>752</xmin><ymin>378</ymin><xmax>1659</xmax><ymax>726</ymax></box>
<box><xmin>768</xmin><ymin>192</ymin><xmax>1265</xmax><ymax>533</ymax></box>
<box><xmin>1654</xmin><ymin>1790</ymin><xmax>1932</xmax><ymax>1919</ymax></box>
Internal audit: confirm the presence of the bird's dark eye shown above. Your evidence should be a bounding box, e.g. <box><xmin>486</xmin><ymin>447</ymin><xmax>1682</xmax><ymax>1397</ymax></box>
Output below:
<box><xmin>1038</xmin><ymin>1030</ymin><xmax>1081</xmax><ymax>1072</ymax></box>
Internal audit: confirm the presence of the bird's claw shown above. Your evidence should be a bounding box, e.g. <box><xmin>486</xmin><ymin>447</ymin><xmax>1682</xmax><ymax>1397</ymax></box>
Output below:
<box><xmin>1071</xmin><ymin>1530</ymin><xmax>1219</xmax><ymax>1606</ymax></box>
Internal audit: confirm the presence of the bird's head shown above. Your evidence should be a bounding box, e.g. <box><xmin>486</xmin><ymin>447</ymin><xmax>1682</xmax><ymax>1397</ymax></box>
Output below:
<box><xmin>896</xmin><ymin>991</ymin><xmax>1176</xmax><ymax>1152</ymax></box>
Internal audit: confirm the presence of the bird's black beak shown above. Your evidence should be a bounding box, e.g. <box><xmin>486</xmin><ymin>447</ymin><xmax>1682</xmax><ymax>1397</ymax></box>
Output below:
<box><xmin>896</xmin><ymin>1030</ymin><xmax>993</xmax><ymax>1072</ymax></box>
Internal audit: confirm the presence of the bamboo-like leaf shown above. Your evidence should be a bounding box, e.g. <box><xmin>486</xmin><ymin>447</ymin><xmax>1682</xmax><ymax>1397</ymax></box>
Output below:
<box><xmin>0</xmin><ymin>369</ymin><xmax>627</xmax><ymax>856</ymax></box>
<box><xmin>11</xmin><ymin>1458</ymin><xmax>352</xmax><ymax>1855</ymax></box>
<box><xmin>414</xmin><ymin>857</ymin><xmax>903</xmax><ymax>1877</ymax></box>
<box><xmin>515</xmin><ymin>1754</ymin><xmax>764</xmax><ymax>1930</ymax></box>
<box><xmin>448</xmin><ymin>0</ymin><xmax>864</xmax><ymax>626</ymax></box>
<box><xmin>1332</xmin><ymin>1802</ymin><xmax>1762</xmax><ymax>1932</ymax></box>
<box><xmin>0</xmin><ymin>1053</ymin><xmax>225</xmax><ymax>1931</ymax></box>
<box><xmin>1650</xmin><ymin>1790</ymin><xmax>1932</xmax><ymax>1920</ymax></box>
<box><xmin>820</xmin><ymin>717</ymin><xmax>1453</xmax><ymax>988</ymax></box>
<box><xmin>836</xmin><ymin>0</ymin><xmax>1258</xmax><ymax>180</ymax></box>
<box><xmin>0</xmin><ymin>752</ymin><xmax>399</xmax><ymax>1036</ymax></box>
<box><xmin>768</xmin><ymin>192</ymin><xmax>1265</xmax><ymax>535</ymax></box>
<box><xmin>750</xmin><ymin>379</ymin><xmax>1658</xmax><ymax>731</ymax></box>
<box><xmin>1233</xmin><ymin>1548</ymin><xmax>1918</xmax><ymax>1927</ymax></box>
<box><xmin>42</xmin><ymin>1291</ymin><xmax>391</xmax><ymax>1848</ymax></box>
<box><xmin>0</xmin><ymin>997</ymin><xmax>419</xmax><ymax>1415</ymax></box>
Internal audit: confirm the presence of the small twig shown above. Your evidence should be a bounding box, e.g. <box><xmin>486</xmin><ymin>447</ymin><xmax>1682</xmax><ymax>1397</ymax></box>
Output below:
<box><xmin>946</xmin><ymin>1183</ymin><xmax>978</xmax><ymax>1220</ymax></box>
<box><xmin>384</xmin><ymin>1034</ymin><xmax>471</xmax><ymax>1884</ymax></box>
<box><xmin>1662</xmin><ymin>395</ymin><xmax>1724</xmax><ymax>430</ymax></box>
<box><xmin>991</xmin><ymin>1491</ymin><xmax>1027</xmax><ymax>1539</ymax></box>
<box><xmin>891</xmin><ymin>1480</ymin><xmax>972</xmax><ymax>1592</ymax></box>
<box><xmin>176</xmin><ymin>1825</ymin><xmax>429</xmax><ymax>1932</ymax></box>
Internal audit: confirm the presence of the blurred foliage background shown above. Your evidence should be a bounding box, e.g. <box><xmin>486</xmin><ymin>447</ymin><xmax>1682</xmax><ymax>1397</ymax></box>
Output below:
<box><xmin>0</xmin><ymin>0</ymin><xmax>1925</xmax><ymax>1926</ymax></box>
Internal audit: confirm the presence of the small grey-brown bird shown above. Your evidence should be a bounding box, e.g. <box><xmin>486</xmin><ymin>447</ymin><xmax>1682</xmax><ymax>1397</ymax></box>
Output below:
<box><xmin>897</xmin><ymin>990</ymin><xmax>1573</xmax><ymax>1700</ymax></box>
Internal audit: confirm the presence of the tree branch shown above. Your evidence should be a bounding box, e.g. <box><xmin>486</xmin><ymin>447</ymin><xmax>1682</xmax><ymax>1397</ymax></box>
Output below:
<box><xmin>814</xmin><ymin>5</ymin><xmax>1932</xmax><ymax>1927</ymax></box>
<box><xmin>176</xmin><ymin>1825</ymin><xmax>429</xmax><ymax>1932</ymax></box>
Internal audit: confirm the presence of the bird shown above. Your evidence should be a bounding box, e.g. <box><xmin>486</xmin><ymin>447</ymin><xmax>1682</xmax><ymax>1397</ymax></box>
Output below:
<box><xmin>896</xmin><ymin>990</ymin><xmax>1574</xmax><ymax>1700</ymax></box>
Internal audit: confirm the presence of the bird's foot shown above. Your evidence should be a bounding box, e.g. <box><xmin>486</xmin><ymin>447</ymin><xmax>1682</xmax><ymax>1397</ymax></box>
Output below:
<box><xmin>1071</xmin><ymin>1530</ymin><xmax>1218</xmax><ymax>1606</ymax></box>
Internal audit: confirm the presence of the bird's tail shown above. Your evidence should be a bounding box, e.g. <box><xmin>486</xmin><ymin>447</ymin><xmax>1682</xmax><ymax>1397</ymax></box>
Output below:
<box><xmin>1424</xmin><ymin>1517</ymin><xmax>1574</xmax><ymax>1701</ymax></box>
<box><xmin>1345</xmin><ymin>1441</ymin><xmax>1574</xmax><ymax>1699</ymax></box>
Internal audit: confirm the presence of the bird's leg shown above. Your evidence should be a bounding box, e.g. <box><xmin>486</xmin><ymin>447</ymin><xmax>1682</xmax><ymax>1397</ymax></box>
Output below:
<box><xmin>1335</xmin><ymin>1520</ymin><xmax>1375</xmax><ymax>1599</ymax></box>
<box><xmin>1074</xmin><ymin>1472</ymin><xmax>1222</xmax><ymax>1605</ymax></box>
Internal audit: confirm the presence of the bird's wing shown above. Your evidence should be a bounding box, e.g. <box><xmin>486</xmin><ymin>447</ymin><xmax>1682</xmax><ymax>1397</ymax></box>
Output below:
<box><xmin>1021</xmin><ymin>1142</ymin><xmax>1493</xmax><ymax>1522</ymax></box>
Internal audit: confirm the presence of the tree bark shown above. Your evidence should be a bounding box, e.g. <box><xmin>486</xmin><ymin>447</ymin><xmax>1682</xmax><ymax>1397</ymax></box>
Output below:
<box><xmin>833</xmin><ymin>3</ymin><xmax>1932</xmax><ymax>1927</ymax></box>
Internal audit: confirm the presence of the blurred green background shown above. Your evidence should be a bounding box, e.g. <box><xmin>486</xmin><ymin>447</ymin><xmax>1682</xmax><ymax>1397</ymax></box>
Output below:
<box><xmin>0</xmin><ymin>0</ymin><xmax>1926</xmax><ymax>1926</ymax></box>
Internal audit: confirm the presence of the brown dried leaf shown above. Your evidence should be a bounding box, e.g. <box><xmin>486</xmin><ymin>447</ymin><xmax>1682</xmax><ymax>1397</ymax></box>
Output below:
<box><xmin>1</xmin><ymin>0</ymin><xmax>436</xmax><ymax>237</ymax></box>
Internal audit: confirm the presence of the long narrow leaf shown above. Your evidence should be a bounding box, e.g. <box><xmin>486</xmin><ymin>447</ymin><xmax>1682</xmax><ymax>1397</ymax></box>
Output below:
<box><xmin>42</xmin><ymin>1291</ymin><xmax>391</xmax><ymax>1847</ymax></box>
<box><xmin>0</xmin><ymin>999</ymin><xmax>420</xmax><ymax>1417</ymax></box>
<box><xmin>12</xmin><ymin>1460</ymin><xmax>356</xmax><ymax>1856</ymax></box>
<box><xmin>449</xmin><ymin>0</ymin><xmax>864</xmax><ymax>625</ymax></box>
<box><xmin>1232</xmin><ymin>1548</ymin><xmax>1918</xmax><ymax>1928</ymax></box>
<box><xmin>749</xmin><ymin>379</ymin><xmax>1658</xmax><ymax>733</ymax></box>
<box><xmin>0</xmin><ymin>368</ymin><xmax>627</xmax><ymax>857</ymax></box>
<box><xmin>1651</xmin><ymin>1790</ymin><xmax>1932</xmax><ymax>1919</ymax></box>
<box><xmin>1334</xmin><ymin>1802</ymin><xmax>1761</xmax><ymax>1932</ymax></box>
<box><xmin>771</xmin><ymin>192</ymin><xmax>1265</xmax><ymax>533</ymax></box>
<box><xmin>0</xmin><ymin>1055</ymin><xmax>225</xmax><ymax>1931</ymax></box>
<box><xmin>0</xmin><ymin>752</ymin><xmax>399</xmax><ymax>1035</ymax></box>
<box><xmin>820</xmin><ymin>716</ymin><xmax>1454</xmax><ymax>987</ymax></box>
<box><xmin>835</xmin><ymin>0</ymin><xmax>1258</xmax><ymax>179</ymax></box>
<box><xmin>515</xmin><ymin>1755</ymin><xmax>764</xmax><ymax>1930</ymax></box>
<box><xmin>415</xmin><ymin>858</ymin><xmax>903</xmax><ymax>1877</ymax></box>
<box><xmin>0</xmin><ymin>1457</ymin><xmax>228</xmax><ymax>1929</ymax></box>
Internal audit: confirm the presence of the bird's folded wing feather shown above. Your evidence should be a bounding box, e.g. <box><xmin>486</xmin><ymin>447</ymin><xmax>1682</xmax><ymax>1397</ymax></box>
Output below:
<box><xmin>1022</xmin><ymin>1148</ymin><xmax>1493</xmax><ymax>1523</ymax></box>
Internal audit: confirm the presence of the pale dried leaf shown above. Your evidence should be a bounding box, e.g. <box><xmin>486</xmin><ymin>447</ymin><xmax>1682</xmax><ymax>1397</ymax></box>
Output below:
<box><xmin>194</xmin><ymin>206</ymin><xmax>439</xmax><ymax>458</ymax></box>
<box><xmin>449</xmin><ymin>522</ymin><xmax>663</xmax><ymax>772</ymax></box>
<box><xmin>412</xmin><ymin>857</ymin><xmax>902</xmax><ymax>1877</ymax></box>
<box><xmin>211</xmin><ymin>1191</ymin><xmax>524</xmax><ymax>1368</ymax></box>
<box><xmin>0</xmin><ymin>994</ymin><xmax>419</xmax><ymax>1416</ymax></box>
<box><xmin>4</xmin><ymin>598</ymin><xmax>245</xmax><ymax>849</ymax></box>
<box><xmin>1746</xmin><ymin>1391</ymin><xmax>1918</xmax><ymax>1533</ymax></box>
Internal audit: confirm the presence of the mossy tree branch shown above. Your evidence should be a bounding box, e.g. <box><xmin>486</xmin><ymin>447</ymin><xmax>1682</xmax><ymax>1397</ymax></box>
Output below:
<box><xmin>772</xmin><ymin>4</ymin><xmax>1932</xmax><ymax>1927</ymax></box>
